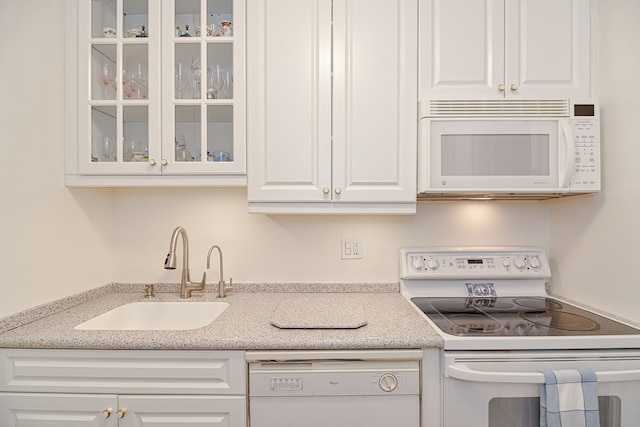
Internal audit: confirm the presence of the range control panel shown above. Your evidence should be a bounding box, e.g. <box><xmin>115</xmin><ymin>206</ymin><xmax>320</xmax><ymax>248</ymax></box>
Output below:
<box><xmin>401</xmin><ymin>247</ymin><xmax>551</xmax><ymax>280</ymax></box>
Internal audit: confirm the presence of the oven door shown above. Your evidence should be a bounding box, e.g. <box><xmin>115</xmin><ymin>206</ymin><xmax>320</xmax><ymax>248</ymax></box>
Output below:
<box><xmin>442</xmin><ymin>350</ymin><xmax>640</xmax><ymax>427</ymax></box>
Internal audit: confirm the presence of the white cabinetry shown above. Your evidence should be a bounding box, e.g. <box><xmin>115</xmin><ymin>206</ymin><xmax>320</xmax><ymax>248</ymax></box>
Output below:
<box><xmin>0</xmin><ymin>349</ymin><xmax>246</xmax><ymax>427</ymax></box>
<box><xmin>247</xmin><ymin>0</ymin><xmax>417</xmax><ymax>214</ymax></box>
<box><xmin>419</xmin><ymin>0</ymin><xmax>595</xmax><ymax>100</ymax></box>
<box><xmin>65</xmin><ymin>0</ymin><xmax>246</xmax><ymax>187</ymax></box>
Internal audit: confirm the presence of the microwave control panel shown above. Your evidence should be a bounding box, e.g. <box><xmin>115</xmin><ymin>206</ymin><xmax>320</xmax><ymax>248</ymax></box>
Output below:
<box><xmin>569</xmin><ymin>101</ymin><xmax>600</xmax><ymax>190</ymax></box>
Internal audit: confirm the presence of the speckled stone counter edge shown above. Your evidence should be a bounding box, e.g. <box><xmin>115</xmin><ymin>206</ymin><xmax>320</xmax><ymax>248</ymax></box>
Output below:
<box><xmin>0</xmin><ymin>282</ymin><xmax>399</xmax><ymax>334</ymax></box>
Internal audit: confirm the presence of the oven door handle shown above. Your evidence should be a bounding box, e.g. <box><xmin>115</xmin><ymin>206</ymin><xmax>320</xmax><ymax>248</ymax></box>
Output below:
<box><xmin>448</xmin><ymin>364</ymin><xmax>640</xmax><ymax>384</ymax></box>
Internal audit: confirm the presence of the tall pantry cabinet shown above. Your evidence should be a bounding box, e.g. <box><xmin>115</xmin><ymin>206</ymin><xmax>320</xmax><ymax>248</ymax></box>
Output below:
<box><xmin>246</xmin><ymin>0</ymin><xmax>418</xmax><ymax>214</ymax></box>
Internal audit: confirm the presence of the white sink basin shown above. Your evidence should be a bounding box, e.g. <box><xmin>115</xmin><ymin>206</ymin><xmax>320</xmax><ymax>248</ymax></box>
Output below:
<box><xmin>74</xmin><ymin>301</ymin><xmax>229</xmax><ymax>331</ymax></box>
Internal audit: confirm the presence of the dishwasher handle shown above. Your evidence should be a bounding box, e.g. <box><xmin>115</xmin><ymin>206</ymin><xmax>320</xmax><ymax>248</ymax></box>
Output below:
<box><xmin>447</xmin><ymin>364</ymin><xmax>640</xmax><ymax>384</ymax></box>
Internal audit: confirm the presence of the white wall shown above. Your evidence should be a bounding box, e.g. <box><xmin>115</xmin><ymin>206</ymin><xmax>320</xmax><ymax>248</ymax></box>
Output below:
<box><xmin>549</xmin><ymin>0</ymin><xmax>640</xmax><ymax>322</ymax></box>
<box><xmin>1</xmin><ymin>1</ymin><xmax>638</xmax><ymax>324</ymax></box>
<box><xmin>0</xmin><ymin>0</ymin><xmax>114</xmax><ymax>317</ymax></box>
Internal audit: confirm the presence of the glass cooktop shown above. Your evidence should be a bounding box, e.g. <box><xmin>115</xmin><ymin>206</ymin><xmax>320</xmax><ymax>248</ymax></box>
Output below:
<box><xmin>411</xmin><ymin>297</ymin><xmax>640</xmax><ymax>337</ymax></box>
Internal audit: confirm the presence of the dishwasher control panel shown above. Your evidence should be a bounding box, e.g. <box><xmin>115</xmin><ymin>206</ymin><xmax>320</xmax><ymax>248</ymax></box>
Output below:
<box><xmin>249</xmin><ymin>359</ymin><xmax>419</xmax><ymax>396</ymax></box>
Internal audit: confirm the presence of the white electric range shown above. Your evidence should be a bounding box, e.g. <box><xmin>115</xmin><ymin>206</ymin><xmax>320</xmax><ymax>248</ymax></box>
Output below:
<box><xmin>400</xmin><ymin>247</ymin><xmax>640</xmax><ymax>427</ymax></box>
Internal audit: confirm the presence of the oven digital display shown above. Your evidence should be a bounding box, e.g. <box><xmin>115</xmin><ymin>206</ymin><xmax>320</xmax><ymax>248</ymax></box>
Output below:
<box><xmin>467</xmin><ymin>259</ymin><xmax>484</xmax><ymax>265</ymax></box>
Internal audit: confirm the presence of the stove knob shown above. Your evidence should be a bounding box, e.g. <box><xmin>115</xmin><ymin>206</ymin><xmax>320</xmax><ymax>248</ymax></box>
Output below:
<box><xmin>501</xmin><ymin>257</ymin><xmax>511</xmax><ymax>268</ymax></box>
<box><xmin>379</xmin><ymin>373</ymin><xmax>398</xmax><ymax>392</ymax></box>
<box><xmin>528</xmin><ymin>255</ymin><xmax>542</xmax><ymax>269</ymax></box>
<box><xmin>514</xmin><ymin>257</ymin><xmax>527</xmax><ymax>269</ymax></box>
<box><xmin>411</xmin><ymin>256</ymin><xmax>424</xmax><ymax>271</ymax></box>
<box><xmin>426</xmin><ymin>258</ymin><xmax>440</xmax><ymax>271</ymax></box>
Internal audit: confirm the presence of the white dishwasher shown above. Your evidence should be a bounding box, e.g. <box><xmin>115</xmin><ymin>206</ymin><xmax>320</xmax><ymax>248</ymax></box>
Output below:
<box><xmin>247</xmin><ymin>350</ymin><xmax>421</xmax><ymax>427</ymax></box>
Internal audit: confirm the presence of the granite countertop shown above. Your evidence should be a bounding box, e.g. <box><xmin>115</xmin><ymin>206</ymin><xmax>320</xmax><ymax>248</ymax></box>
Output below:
<box><xmin>0</xmin><ymin>283</ymin><xmax>443</xmax><ymax>351</ymax></box>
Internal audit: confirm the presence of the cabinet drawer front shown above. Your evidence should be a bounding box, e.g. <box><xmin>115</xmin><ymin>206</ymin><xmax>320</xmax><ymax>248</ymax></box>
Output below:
<box><xmin>0</xmin><ymin>349</ymin><xmax>245</xmax><ymax>395</ymax></box>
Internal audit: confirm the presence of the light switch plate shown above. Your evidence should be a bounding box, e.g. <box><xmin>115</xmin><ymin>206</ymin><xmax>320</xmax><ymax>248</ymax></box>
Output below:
<box><xmin>341</xmin><ymin>238</ymin><xmax>363</xmax><ymax>259</ymax></box>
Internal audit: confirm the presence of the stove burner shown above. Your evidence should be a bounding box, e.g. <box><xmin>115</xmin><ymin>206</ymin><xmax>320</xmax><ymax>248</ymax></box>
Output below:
<box><xmin>514</xmin><ymin>297</ymin><xmax>563</xmax><ymax>310</ymax></box>
<box><xmin>519</xmin><ymin>310</ymin><xmax>600</xmax><ymax>332</ymax></box>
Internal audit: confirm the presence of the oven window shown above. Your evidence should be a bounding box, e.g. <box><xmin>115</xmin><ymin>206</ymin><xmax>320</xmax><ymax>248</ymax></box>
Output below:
<box><xmin>441</xmin><ymin>134</ymin><xmax>550</xmax><ymax>176</ymax></box>
<box><xmin>488</xmin><ymin>397</ymin><xmax>621</xmax><ymax>427</ymax></box>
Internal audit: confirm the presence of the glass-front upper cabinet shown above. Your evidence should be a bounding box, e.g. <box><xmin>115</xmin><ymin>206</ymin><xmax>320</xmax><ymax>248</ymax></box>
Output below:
<box><xmin>66</xmin><ymin>0</ymin><xmax>245</xmax><ymax>186</ymax></box>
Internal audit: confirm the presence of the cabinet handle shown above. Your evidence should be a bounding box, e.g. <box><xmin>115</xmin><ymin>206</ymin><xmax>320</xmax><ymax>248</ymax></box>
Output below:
<box><xmin>101</xmin><ymin>409</ymin><xmax>112</xmax><ymax>419</ymax></box>
<box><xmin>323</xmin><ymin>187</ymin><xmax>330</xmax><ymax>194</ymax></box>
<box><xmin>334</xmin><ymin>187</ymin><xmax>342</xmax><ymax>195</ymax></box>
<box><xmin>148</xmin><ymin>158</ymin><xmax>157</xmax><ymax>166</ymax></box>
<box><xmin>161</xmin><ymin>159</ymin><xmax>168</xmax><ymax>166</ymax></box>
<box><xmin>117</xmin><ymin>409</ymin><xmax>127</xmax><ymax>419</ymax></box>
<box><xmin>510</xmin><ymin>84</ymin><xmax>518</xmax><ymax>92</ymax></box>
<box><xmin>498</xmin><ymin>84</ymin><xmax>505</xmax><ymax>92</ymax></box>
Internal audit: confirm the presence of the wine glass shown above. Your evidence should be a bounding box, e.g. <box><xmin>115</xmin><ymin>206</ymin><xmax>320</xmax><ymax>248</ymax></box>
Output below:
<box><xmin>101</xmin><ymin>136</ymin><xmax>116</xmax><ymax>161</ymax></box>
<box><xmin>175</xmin><ymin>63</ymin><xmax>188</xmax><ymax>99</ymax></box>
<box><xmin>190</xmin><ymin>57</ymin><xmax>202</xmax><ymax>98</ymax></box>
<box><xmin>97</xmin><ymin>58</ymin><xmax>115</xmax><ymax>99</ymax></box>
<box><xmin>220</xmin><ymin>69</ymin><xmax>233</xmax><ymax>99</ymax></box>
<box><xmin>129</xmin><ymin>63</ymin><xmax>147</xmax><ymax>99</ymax></box>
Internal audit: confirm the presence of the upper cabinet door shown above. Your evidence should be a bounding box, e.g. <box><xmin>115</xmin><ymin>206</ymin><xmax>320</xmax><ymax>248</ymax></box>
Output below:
<box><xmin>505</xmin><ymin>0</ymin><xmax>593</xmax><ymax>99</ymax></box>
<box><xmin>332</xmin><ymin>0</ymin><xmax>418</xmax><ymax>203</ymax></box>
<box><xmin>419</xmin><ymin>0</ymin><xmax>594</xmax><ymax>101</ymax></box>
<box><xmin>419</xmin><ymin>0</ymin><xmax>504</xmax><ymax>100</ymax></box>
<box><xmin>246</xmin><ymin>0</ymin><xmax>332</xmax><ymax>203</ymax></box>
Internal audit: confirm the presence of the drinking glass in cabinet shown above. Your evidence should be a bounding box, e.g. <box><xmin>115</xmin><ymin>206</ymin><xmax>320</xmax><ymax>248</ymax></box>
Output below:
<box><xmin>190</xmin><ymin>56</ymin><xmax>207</xmax><ymax>99</ymax></box>
<box><xmin>208</xmin><ymin>65</ymin><xmax>232</xmax><ymax>99</ymax></box>
<box><xmin>92</xmin><ymin>135</ymin><xmax>116</xmax><ymax>162</ymax></box>
<box><xmin>175</xmin><ymin>135</ymin><xmax>193</xmax><ymax>162</ymax></box>
<box><xmin>122</xmin><ymin>106</ymin><xmax>149</xmax><ymax>162</ymax></box>
<box><xmin>176</xmin><ymin>63</ymin><xmax>188</xmax><ymax>99</ymax></box>
<box><xmin>96</xmin><ymin>58</ymin><xmax>116</xmax><ymax>99</ymax></box>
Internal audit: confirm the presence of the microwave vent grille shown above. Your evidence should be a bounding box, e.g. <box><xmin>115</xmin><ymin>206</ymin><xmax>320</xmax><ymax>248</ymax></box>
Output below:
<box><xmin>425</xmin><ymin>100</ymin><xmax>569</xmax><ymax>117</ymax></box>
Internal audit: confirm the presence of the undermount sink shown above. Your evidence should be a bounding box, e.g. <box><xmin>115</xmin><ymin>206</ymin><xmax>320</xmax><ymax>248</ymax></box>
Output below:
<box><xmin>74</xmin><ymin>301</ymin><xmax>229</xmax><ymax>331</ymax></box>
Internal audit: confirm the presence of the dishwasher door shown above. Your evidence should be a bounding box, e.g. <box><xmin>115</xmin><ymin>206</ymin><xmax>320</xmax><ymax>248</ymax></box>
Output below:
<box><xmin>248</xmin><ymin>351</ymin><xmax>421</xmax><ymax>427</ymax></box>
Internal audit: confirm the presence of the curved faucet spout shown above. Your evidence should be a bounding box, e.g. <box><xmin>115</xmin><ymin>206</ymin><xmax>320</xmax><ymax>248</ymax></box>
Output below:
<box><xmin>164</xmin><ymin>226</ymin><xmax>205</xmax><ymax>298</ymax></box>
<box><xmin>207</xmin><ymin>245</ymin><xmax>232</xmax><ymax>298</ymax></box>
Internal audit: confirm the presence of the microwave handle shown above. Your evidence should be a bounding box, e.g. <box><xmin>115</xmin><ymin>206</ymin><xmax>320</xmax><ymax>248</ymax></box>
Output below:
<box><xmin>447</xmin><ymin>364</ymin><xmax>640</xmax><ymax>384</ymax></box>
<box><xmin>559</xmin><ymin>120</ymin><xmax>574</xmax><ymax>188</ymax></box>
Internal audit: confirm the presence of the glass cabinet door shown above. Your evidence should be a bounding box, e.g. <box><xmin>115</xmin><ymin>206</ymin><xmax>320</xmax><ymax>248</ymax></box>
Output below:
<box><xmin>79</xmin><ymin>0</ymin><xmax>161</xmax><ymax>174</ymax></box>
<box><xmin>161</xmin><ymin>0</ymin><xmax>245</xmax><ymax>174</ymax></box>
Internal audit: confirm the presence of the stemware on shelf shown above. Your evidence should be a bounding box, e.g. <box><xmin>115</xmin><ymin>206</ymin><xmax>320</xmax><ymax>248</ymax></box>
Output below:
<box><xmin>97</xmin><ymin>58</ymin><xmax>116</xmax><ymax>99</ymax></box>
<box><xmin>175</xmin><ymin>63</ymin><xmax>188</xmax><ymax>99</ymax></box>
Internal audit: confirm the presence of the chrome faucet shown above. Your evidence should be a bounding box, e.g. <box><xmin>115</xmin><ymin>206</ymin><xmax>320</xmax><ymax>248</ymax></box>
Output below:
<box><xmin>164</xmin><ymin>226</ymin><xmax>205</xmax><ymax>298</ymax></box>
<box><xmin>207</xmin><ymin>245</ymin><xmax>232</xmax><ymax>298</ymax></box>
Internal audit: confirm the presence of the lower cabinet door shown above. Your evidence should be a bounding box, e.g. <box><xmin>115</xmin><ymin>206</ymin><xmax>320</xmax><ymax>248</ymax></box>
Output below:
<box><xmin>0</xmin><ymin>393</ymin><xmax>118</xmax><ymax>427</ymax></box>
<box><xmin>1</xmin><ymin>393</ymin><xmax>247</xmax><ymax>427</ymax></box>
<box><xmin>112</xmin><ymin>395</ymin><xmax>247</xmax><ymax>427</ymax></box>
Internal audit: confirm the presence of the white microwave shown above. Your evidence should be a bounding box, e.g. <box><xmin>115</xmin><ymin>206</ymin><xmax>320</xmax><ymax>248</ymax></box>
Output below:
<box><xmin>417</xmin><ymin>99</ymin><xmax>600</xmax><ymax>200</ymax></box>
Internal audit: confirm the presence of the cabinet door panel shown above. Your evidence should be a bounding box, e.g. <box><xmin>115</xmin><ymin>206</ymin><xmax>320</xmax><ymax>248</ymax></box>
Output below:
<box><xmin>333</xmin><ymin>0</ymin><xmax>417</xmax><ymax>202</ymax></box>
<box><xmin>419</xmin><ymin>0</ymin><xmax>504</xmax><ymax>100</ymax></box>
<box><xmin>506</xmin><ymin>0</ymin><xmax>592</xmax><ymax>99</ymax></box>
<box><xmin>247</xmin><ymin>0</ymin><xmax>332</xmax><ymax>202</ymax></box>
<box><xmin>118</xmin><ymin>395</ymin><xmax>246</xmax><ymax>427</ymax></box>
<box><xmin>0</xmin><ymin>393</ymin><xmax>117</xmax><ymax>427</ymax></box>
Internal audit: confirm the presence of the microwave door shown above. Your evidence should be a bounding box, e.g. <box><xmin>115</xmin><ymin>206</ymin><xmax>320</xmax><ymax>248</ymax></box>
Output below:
<box><xmin>428</xmin><ymin>120</ymin><xmax>560</xmax><ymax>190</ymax></box>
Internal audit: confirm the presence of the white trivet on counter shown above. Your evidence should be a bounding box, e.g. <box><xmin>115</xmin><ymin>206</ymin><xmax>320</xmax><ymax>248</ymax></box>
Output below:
<box><xmin>270</xmin><ymin>295</ymin><xmax>368</xmax><ymax>329</ymax></box>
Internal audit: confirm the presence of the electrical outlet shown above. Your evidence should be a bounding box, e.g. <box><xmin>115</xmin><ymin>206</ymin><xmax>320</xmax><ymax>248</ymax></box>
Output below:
<box><xmin>341</xmin><ymin>238</ymin><xmax>363</xmax><ymax>259</ymax></box>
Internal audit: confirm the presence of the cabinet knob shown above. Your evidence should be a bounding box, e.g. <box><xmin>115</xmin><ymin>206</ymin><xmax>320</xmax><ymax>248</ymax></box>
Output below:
<box><xmin>334</xmin><ymin>187</ymin><xmax>342</xmax><ymax>195</ymax></box>
<box><xmin>161</xmin><ymin>159</ymin><xmax>168</xmax><ymax>166</ymax></box>
<box><xmin>148</xmin><ymin>158</ymin><xmax>157</xmax><ymax>166</ymax></box>
<box><xmin>498</xmin><ymin>84</ymin><xmax>505</xmax><ymax>92</ymax></box>
<box><xmin>323</xmin><ymin>187</ymin><xmax>330</xmax><ymax>194</ymax></box>
<box><xmin>101</xmin><ymin>409</ymin><xmax>112</xmax><ymax>419</ymax></box>
<box><xmin>117</xmin><ymin>409</ymin><xmax>127</xmax><ymax>419</ymax></box>
<box><xmin>510</xmin><ymin>84</ymin><xmax>518</xmax><ymax>92</ymax></box>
